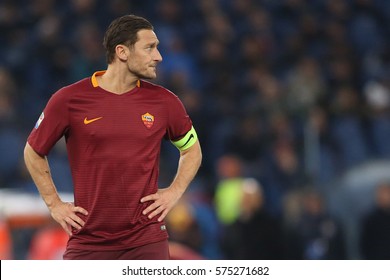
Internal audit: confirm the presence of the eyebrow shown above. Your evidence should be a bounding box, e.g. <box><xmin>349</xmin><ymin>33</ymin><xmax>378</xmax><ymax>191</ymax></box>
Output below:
<box><xmin>147</xmin><ymin>40</ymin><xmax>159</xmax><ymax>46</ymax></box>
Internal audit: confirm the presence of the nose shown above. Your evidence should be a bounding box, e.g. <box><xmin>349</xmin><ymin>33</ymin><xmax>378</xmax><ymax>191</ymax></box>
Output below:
<box><xmin>153</xmin><ymin>49</ymin><xmax>163</xmax><ymax>62</ymax></box>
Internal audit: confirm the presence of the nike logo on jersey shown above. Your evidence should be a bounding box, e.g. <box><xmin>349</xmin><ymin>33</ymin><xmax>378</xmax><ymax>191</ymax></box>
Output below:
<box><xmin>84</xmin><ymin>117</ymin><xmax>103</xmax><ymax>124</ymax></box>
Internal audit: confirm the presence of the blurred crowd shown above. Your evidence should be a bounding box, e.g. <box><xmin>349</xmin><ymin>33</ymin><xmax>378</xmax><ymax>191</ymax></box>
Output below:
<box><xmin>1</xmin><ymin>0</ymin><xmax>390</xmax><ymax>260</ymax></box>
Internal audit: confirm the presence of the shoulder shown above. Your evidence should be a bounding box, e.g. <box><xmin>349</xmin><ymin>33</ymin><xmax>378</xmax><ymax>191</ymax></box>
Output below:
<box><xmin>140</xmin><ymin>80</ymin><xmax>177</xmax><ymax>98</ymax></box>
<box><xmin>57</xmin><ymin>77</ymin><xmax>91</xmax><ymax>95</ymax></box>
<box><xmin>50</xmin><ymin>77</ymin><xmax>91</xmax><ymax>101</ymax></box>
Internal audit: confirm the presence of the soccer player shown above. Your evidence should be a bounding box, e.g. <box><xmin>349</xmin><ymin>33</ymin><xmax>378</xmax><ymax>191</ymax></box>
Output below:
<box><xmin>23</xmin><ymin>14</ymin><xmax>202</xmax><ymax>260</ymax></box>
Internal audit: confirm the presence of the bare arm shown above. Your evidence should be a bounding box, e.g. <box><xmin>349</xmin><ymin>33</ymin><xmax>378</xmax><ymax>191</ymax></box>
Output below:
<box><xmin>23</xmin><ymin>142</ymin><xmax>88</xmax><ymax>235</ymax></box>
<box><xmin>141</xmin><ymin>139</ymin><xmax>202</xmax><ymax>221</ymax></box>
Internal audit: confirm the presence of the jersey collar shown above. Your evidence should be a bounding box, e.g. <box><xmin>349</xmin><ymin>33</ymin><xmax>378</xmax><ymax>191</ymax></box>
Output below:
<box><xmin>91</xmin><ymin>71</ymin><xmax>141</xmax><ymax>88</ymax></box>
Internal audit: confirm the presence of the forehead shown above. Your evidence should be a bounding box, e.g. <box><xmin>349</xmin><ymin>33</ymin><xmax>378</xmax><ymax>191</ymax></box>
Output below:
<box><xmin>136</xmin><ymin>29</ymin><xmax>159</xmax><ymax>44</ymax></box>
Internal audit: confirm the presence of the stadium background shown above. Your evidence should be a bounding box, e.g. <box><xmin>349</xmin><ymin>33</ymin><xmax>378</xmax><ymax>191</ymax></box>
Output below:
<box><xmin>0</xmin><ymin>0</ymin><xmax>390</xmax><ymax>260</ymax></box>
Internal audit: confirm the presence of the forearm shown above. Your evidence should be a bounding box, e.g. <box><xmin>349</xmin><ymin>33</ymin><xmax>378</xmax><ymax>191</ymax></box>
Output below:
<box><xmin>170</xmin><ymin>140</ymin><xmax>202</xmax><ymax>196</ymax></box>
<box><xmin>23</xmin><ymin>142</ymin><xmax>61</xmax><ymax>210</ymax></box>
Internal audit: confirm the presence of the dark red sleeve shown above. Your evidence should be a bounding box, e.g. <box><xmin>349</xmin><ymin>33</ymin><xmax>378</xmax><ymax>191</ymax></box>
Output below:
<box><xmin>165</xmin><ymin>93</ymin><xmax>193</xmax><ymax>141</ymax></box>
<box><xmin>27</xmin><ymin>89</ymin><xmax>70</xmax><ymax>156</ymax></box>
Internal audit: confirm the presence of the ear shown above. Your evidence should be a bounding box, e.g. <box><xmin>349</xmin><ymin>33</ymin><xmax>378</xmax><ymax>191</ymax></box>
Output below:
<box><xmin>115</xmin><ymin>44</ymin><xmax>128</xmax><ymax>61</ymax></box>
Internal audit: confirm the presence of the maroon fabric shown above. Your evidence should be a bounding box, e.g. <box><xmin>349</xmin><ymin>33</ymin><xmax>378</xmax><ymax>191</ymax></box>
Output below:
<box><xmin>27</xmin><ymin>74</ymin><xmax>192</xmax><ymax>251</ymax></box>
<box><xmin>63</xmin><ymin>240</ymin><xmax>170</xmax><ymax>260</ymax></box>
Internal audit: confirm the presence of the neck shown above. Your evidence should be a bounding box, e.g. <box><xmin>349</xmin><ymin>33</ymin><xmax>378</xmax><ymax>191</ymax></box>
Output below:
<box><xmin>97</xmin><ymin>64</ymin><xmax>139</xmax><ymax>95</ymax></box>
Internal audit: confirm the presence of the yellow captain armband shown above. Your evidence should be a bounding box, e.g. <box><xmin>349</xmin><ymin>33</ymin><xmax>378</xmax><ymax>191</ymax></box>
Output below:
<box><xmin>171</xmin><ymin>126</ymin><xmax>198</xmax><ymax>151</ymax></box>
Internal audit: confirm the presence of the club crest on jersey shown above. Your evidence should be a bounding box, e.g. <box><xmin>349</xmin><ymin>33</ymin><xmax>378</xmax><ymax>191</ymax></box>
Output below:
<box><xmin>35</xmin><ymin>112</ymin><xmax>44</xmax><ymax>129</ymax></box>
<box><xmin>141</xmin><ymin>112</ymin><xmax>154</xmax><ymax>129</ymax></box>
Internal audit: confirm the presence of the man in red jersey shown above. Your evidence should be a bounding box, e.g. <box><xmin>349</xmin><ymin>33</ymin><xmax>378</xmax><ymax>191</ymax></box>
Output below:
<box><xmin>23</xmin><ymin>15</ymin><xmax>202</xmax><ymax>260</ymax></box>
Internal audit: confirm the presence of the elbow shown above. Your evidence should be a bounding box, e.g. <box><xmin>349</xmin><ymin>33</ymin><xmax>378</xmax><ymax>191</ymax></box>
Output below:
<box><xmin>198</xmin><ymin>146</ymin><xmax>203</xmax><ymax>165</ymax></box>
<box><xmin>195</xmin><ymin>141</ymin><xmax>202</xmax><ymax>168</ymax></box>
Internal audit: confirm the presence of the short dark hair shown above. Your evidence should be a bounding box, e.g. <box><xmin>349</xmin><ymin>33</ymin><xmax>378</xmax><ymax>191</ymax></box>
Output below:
<box><xmin>103</xmin><ymin>15</ymin><xmax>154</xmax><ymax>64</ymax></box>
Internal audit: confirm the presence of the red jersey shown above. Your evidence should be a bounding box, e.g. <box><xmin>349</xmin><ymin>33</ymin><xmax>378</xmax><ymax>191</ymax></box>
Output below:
<box><xmin>27</xmin><ymin>71</ymin><xmax>192</xmax><ymax>251</ymax></box>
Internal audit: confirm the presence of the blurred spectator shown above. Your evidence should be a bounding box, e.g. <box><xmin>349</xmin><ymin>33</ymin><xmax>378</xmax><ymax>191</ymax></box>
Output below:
<box><xmin>360</xmin><ymin>182</ymin><xmax>390</xmax><ymax>259</ymax></box>
<box><xmin>284</xmin><ymin>189</ymin><xmax>347</xmax><ymax>260</ymax></box>
<box><xmin>244</xmin><ymin>72</ymin><xmax>286</xmax><ymax>119</ymax></box>
<box><xmin>281</xmin><ymin>190</ymin><xmax>303</xmax><ymax>259</ymax></box>
<box><xmin>214</xmin><ymin>154</ymin><xmax>244</xmax><ymax>225</ymax></box>
<box><xmin>349</xmin><ymin>0</ymin><xmax>385</xmax><ymax>57</ymax></box>
<box><xmin>329</xmin><ymin>85</ymin><xmax>369</xmax><ymax>169</ymax></box>
<box><xmin>363</xmin><ymin>76</ymin><xmax>390</xmax><ymax>158</ymax></box>
<box><xmin>285</xmin><ymin>56</ymin><xmax>327</xmax><ymax>117</ymax></box>
<box><xmin>221</xmin><ymin>178</ymin><xmax>284</xmax><ymax>260</ymax></box>
<box><xmin>305</xmin><ymin>106</ymin><xmax>339</xmax><ymax>184</ymax></box>
<box><xmin>261</xmin><ymin>140</ymin><xmax>305</xmax><ymax>216</ymax></box>
<box><xmin>224</xmin><ymin>113</ymin><xmax>265</xmax><ymax>166</ymax></box>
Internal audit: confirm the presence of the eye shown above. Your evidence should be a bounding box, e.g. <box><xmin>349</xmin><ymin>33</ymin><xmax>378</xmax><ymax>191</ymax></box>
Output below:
<box><xmin>146</xmin><ymin>43</ymin><xmax>158</xmax><ymax>51</ymax></box>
